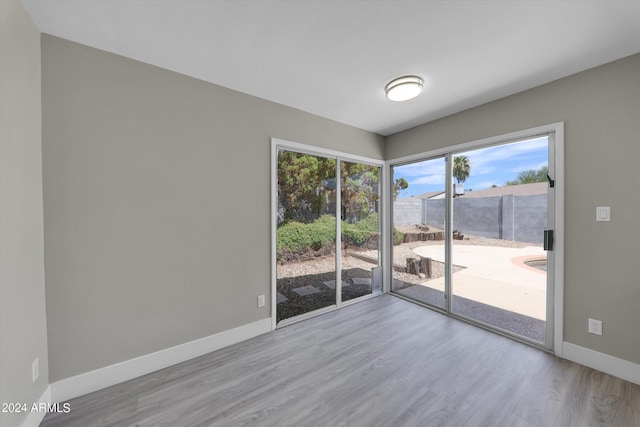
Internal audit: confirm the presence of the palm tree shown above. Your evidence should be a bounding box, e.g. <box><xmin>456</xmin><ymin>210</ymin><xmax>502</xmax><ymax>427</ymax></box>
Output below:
<box><xmin>453</xmin><ymin>155</ymin><xmax>471</xmax><ymax>183</ymax></box>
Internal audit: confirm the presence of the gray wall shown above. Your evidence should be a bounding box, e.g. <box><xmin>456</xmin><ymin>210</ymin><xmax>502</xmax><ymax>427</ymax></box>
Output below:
<box><xmin>453</xmin><ymin>197</ymin><xmax>501</xmax><ymax>239</ymax></box>
<box><xmin>510</xmin><ymin>194</ymin><xmax>547</xmax><ymax>244</ymax></box>
<box><xmin>41</xmin><ymin>35</ymin><xmax>384</xmax><ymax>381</ymax></box>
<box><xmin>422</xmin><ymin>194</ymin><xmax>547</xmax><ymax>244</ymax></box>
<box><xmin>386</xmin><ymin>54</ymin><xmax>640</xmax><ymax>365</ymax></box>
<box><xmin>392</xmin><ymin>198</ymin><xmax>423</xmax><ymax>225</ymax></box>
<box><xmin>0</xmin><ymin>1</ymin><xmax>49</xmax><ymax>426</ymax></box>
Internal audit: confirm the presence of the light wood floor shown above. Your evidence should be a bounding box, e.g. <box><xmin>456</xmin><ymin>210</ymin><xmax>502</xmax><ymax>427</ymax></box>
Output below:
<box><xmin>42</xmin><ymin>295</ymin><xmax>640</xmax><ymax>427</ymax></box>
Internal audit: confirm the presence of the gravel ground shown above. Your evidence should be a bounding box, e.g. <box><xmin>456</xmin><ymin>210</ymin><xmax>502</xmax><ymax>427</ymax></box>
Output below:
<box><xmin>276</xmin><ymin>251</ymin><xmax>382</xmax><ymax>322</ymax></box>
<box><xmin>277</xmin><ymin>253</ymin><xmax>378</xmax><ymax>279</ymax></box>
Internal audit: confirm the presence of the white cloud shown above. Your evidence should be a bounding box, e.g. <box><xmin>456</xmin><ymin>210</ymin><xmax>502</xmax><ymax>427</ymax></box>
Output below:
<box><xmin>411</xmin><ymin>175</ymin><xmax>445</xmax><ymax>185</ymax></box>
<box><xmin>510</xmin><ymin>161</ymin><xmax>548</xmax><ymax>173</ymax></box>
<box><xmin>462</xmin><ymin>137</ymin><xmax>547</xmax><ymax>158</ymax></box>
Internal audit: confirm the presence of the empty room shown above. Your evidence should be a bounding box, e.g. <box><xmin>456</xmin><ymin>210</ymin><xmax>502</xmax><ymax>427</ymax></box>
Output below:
<box><xmin>2</xmin><ymin>1</ymin><xmax>639</xmax><ymax>426</ymax></box>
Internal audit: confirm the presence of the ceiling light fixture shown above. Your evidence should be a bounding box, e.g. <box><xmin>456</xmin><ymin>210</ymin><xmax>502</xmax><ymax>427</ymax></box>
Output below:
<box><xmin>385</xmin><ymin>75</ymin><xmax>424</xmax><ymax>102</ymax></box>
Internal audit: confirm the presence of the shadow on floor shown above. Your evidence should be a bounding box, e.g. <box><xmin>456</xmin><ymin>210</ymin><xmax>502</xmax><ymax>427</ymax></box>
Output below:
<box><xmin>394</xmin><ymin>283</ymin><xmax>545</xmax><ymax>343</ymax></box>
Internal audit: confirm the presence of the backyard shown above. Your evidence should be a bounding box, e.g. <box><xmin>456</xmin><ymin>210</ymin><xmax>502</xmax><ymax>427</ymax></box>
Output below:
<box><xmin>276</xmin><ymin>138</ymin><xmax>550</xmax><ymax>342</ymax></box>
<box><xmin>277</xmin><ymin>222</ymin><xmax>547</xmax><ymax>342</ymax></box>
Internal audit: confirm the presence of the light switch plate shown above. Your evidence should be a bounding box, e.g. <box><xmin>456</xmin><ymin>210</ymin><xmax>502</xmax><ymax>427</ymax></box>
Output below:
<box><xmin>596</xmin><ymin>206</ymin><xmax>610</xmax><ymax>222</ymax></box>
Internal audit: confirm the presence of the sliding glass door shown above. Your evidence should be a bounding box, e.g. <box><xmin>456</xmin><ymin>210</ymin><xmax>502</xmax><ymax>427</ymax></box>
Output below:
<box><xmin>274</xmin><ymin>144</ymin><xmax>383</xmax><ymax>325</ymax></box>
<box><xmin>340</xmin><ymin>161</ymin><xmax>382</xmax><ymax>302</ymax></box>
<box><xmin>275</xmin><ymin>150</ymin><xmax>337</xmax><ymax>322</ymax></box>
<box><xmin>450</xmin><ymin>137</ymin><xmax>552</xmax><ymax>346</ymax></box>
<box><xmin>390</xmin><ymin>132</ymin><xmax>556</xmax><ymax>349</ymax></box>
<box><xmin>391</xmin><ymin>157</ymin><xmax>447</xmax><ymax>310</ymax></box>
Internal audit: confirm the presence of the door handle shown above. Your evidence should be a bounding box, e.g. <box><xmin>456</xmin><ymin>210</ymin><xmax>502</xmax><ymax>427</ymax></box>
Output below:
<box><xmin>544</xmin><ymin>230</ymin><xmax>554</xmax><ymax>251</ymax></box>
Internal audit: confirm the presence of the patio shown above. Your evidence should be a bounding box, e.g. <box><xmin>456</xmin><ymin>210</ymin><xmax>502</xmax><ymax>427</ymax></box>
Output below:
<box><xmin>395</xmin><ymin>244</ymin><xmax>547</xmax><ymax>342</ymax></box>
<box><xmin>413</xmin><ymin>244</ymin><xmax>547</xmax><ymax>320</ymax></box>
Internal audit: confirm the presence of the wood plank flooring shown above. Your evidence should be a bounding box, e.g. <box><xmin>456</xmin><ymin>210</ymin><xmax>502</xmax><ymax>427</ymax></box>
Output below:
<box><xmin>41</xmin><ymin>295</ymin><xmax>640</xmax><ymax>427</ymax></box>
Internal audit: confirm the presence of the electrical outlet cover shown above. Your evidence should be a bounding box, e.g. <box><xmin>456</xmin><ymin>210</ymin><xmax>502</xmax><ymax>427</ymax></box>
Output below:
<box><xmin>588</xmin><ymin>318</ymin><xmax>602</xmax><ymax>335</ymax></box>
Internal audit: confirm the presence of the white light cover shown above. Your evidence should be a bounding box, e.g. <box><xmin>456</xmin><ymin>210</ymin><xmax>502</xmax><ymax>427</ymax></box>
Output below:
<box><xmin>385</xmin><ymin>75</ymin><xmax>424</xmax><ymax>101</ymax></box>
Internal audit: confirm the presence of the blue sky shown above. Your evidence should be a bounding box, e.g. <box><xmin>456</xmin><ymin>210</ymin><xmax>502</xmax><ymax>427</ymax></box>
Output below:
<box><xmin>394</xmin><ymin>136</ymin><xmax>548</xmax><ymax>197</ymax></box>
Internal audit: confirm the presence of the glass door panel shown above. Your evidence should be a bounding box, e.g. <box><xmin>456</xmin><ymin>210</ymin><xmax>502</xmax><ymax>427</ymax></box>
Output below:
<box><xmin>391</xmin><ymin>157</ymin><xmax>447</xmax><ymax>310</ymax></box>
<box><xmin>450</xmin><ymin>137</ymin><xmax>550</xmax><ymax>344</ymax></box>
<box><xmin>276</xmin><ymin>150</ymin><xmax>337</xmax><ymax>323</ymax></box>
<box><xmin>340</xmin><ymin>161</ymin><xmax>382</xmax><ymax>302</ymax></box>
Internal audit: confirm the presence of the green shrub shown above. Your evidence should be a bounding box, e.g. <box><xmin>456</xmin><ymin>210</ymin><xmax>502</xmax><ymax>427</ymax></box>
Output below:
<box><xmin>393</xmin><ymin>228</ymin><xmax>405</xmax><ymax>245</ymax></box>
<box><xmin>277</xmin><ymin>215</ymin><xmax>336</xmax><ymax>260</ymax></box>
<box><xmin>277</xmin><ymin>213</ymin><xmax>404</xmax><ymax>260</ymax></box>
<box><xmin>342</xmin><ymin>213</ymin><xmax>379</xmax><ymax>247</ymax></box>
<box><xmin>308</xmin><ymin>215</ymin><xmax>336</xmax><ymax>250</ymax></box>
<box><xmin>277</xmin><ymin>213</ymin><xmax>380</xmax><ymax>259</ymax></box>
<box><xmin>276</xmin><ymin>221</ymin><xmax>314</xmax><ymax>255</ymax></box>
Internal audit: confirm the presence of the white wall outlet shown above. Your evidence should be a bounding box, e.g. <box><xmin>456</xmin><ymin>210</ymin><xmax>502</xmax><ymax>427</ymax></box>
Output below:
<box><xmin>32</xmin><ymin>358</ymin><xmax>39</xmax><ymax>382</ymax></box>
<box><xmin>257</xmin><ymin>294</ymin><xmax>265</xmax><ymax>307</ymax></box>
<box><xmin>596</xmin><ymin>206</ymin><xmax>610</xmax><ymax>222</ymax></box>
<box><xmin>588</xmin><ymin>318</ymin><xmax>603</xmax><ymax>335</ymax></box>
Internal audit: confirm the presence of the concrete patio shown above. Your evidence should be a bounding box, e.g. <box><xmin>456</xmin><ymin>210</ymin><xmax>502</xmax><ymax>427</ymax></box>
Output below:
<box><xmin>412</xmin><ymin>244</ymin><xmax>547</xmax><ymax>320</ymax></box>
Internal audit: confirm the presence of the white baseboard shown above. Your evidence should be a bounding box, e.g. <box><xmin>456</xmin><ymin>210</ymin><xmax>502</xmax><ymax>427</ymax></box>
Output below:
<box><xmin>49</xmin><ymin>318</ymin><xmax>272</xmax><ymax>404</ymax></box>
<box><xmin>562</xmin><ymin>342</ymin><xmax>640</xmax><ymax>385</ymax></box>
<box><xmin>21</xmin><ymin>386</ymin><xmax>51</xmax><ymax>427</ymax></box>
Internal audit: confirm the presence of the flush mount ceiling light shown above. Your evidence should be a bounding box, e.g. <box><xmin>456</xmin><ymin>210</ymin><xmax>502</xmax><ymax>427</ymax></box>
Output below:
<box><xmin>385</xmin><ymin>75</ymin><xmax>424</xmax><ymax>102</ymax></box>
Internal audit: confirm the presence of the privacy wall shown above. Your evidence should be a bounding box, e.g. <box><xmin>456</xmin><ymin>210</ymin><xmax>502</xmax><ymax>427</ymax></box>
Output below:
<box><xmin>395</xmin><ymin>194</ymin><xmax>547</xmax><ymax>244</ymax></box>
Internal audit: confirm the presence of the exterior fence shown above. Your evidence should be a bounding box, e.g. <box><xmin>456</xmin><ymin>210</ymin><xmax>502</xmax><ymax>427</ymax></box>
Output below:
<box><xmin>394</xmin><ymin>194</ymin><xmax>546</xmax><ymax>245</ymax></box>
<box><xmin>392</xmin><ymin>198</ymin><xmax>423</xmax><ymax>226</ymax></box>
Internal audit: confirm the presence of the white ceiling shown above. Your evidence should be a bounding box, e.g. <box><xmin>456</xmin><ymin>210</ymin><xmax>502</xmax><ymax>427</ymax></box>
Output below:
<box><xmin>21</xmin><ymin>0</ymin><xmax>640</xmax><ymax>136</ymax></box>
